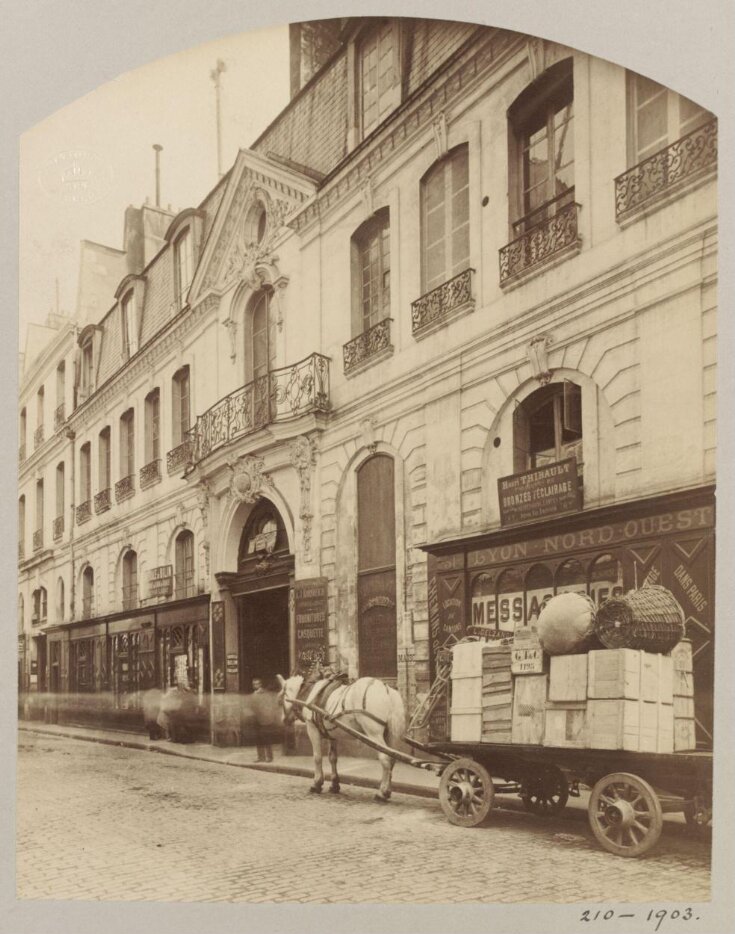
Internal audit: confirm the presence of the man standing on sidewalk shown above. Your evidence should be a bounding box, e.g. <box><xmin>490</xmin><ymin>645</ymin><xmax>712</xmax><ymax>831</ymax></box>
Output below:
<box><xmin>251</xmin><ymin>678</ymin><xmax>273</xmax><ymax>762</ymax></box>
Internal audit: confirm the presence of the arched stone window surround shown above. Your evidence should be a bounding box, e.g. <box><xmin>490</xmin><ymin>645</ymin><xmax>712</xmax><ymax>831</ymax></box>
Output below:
<box><xmin>215</xmin><ymin>486</ymin><xmax>295</xmax><ymax>581</ymax></box>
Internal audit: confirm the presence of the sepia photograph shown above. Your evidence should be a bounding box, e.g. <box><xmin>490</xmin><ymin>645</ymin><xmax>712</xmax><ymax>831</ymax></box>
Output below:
<box><xmin>4</xmin><ymin>1</ymin><xmax>734</xmax><ymax>931</ymax></box>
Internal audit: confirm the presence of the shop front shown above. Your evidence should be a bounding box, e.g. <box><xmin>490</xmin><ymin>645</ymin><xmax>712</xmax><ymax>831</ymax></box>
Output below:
<box><xmin>424</xmin><ymin>485</ymin><xmax>715</xmax><ymax>748</ymax></box>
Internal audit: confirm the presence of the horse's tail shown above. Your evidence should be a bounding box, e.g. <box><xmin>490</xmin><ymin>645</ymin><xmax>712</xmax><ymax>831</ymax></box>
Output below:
<box><xmin>384</xmin><ymin>687</ymin><xmax>406</xmax><ymax>748</ymax></box>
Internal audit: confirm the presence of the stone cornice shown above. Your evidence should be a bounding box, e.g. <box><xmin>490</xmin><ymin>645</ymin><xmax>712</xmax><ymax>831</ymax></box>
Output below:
<box><xmin>290</xmin><ymin>28</ymin><xmax>520</xmax><ymax>235</ymax></box>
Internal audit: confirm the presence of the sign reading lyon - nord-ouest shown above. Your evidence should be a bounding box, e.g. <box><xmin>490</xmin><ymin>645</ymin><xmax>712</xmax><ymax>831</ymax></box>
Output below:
<box><xmin>498</xmin><ymin>457</ymin><xmax>581</xmax><ymax>526</ymax></box>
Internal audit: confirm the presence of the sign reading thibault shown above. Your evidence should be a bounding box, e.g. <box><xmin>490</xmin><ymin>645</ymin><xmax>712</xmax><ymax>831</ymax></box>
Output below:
<box><xmin>498</xmin><ymin>458</ymin><xmax>581</xmax><ymax>526</ymax></box>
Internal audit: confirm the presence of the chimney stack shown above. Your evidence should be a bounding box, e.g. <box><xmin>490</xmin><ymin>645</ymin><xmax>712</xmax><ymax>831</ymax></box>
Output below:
<box><xmin>153</xmin><ymin>144</ymin><xmax>163</xmax><ymax>207</ymax></box>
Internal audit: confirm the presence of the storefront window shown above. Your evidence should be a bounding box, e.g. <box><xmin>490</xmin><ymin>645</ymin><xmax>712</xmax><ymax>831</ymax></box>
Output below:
<box><xmin>525</xmin><ymin>563</ymin><xmax>554</xmax><ymax>626</ymax></box>
<box><xmin>470</xmin><ymin>572</ymin><xmax>496</xmax><ymax>630</ymax></box>
<box><xmin>555</xmin><ymin>557</ymin><xmax>587</xmax><ymax>595</ymax></box>
<box><xmin>588</xmin><ymin>553</ymin><xmax>624</xmax><ymax>606</ymax></box>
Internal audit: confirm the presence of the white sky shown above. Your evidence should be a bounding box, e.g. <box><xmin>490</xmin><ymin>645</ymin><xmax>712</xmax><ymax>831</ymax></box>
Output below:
<box><xmin>19</xmin><ymin>24</ymin><xmax>290</xmax><ymax>349</ymax></box>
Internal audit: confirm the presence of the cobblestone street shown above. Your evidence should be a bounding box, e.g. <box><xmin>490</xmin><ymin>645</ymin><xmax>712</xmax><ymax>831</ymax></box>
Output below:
<box><xmin>16</xmin><ymin>733</ymin><xmax>711</xmax><ymax>904</ymax></box>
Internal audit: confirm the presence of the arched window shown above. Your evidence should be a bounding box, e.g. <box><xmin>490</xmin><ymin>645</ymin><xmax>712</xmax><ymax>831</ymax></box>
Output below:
<box><xmin>122</xmin><ymin>551</ymin><xmax>138</xmax><ymax>611</ymax></box>
<box><xmin>175</xmin><ymin>530</ymin><xmax>195</xmax><ymax>599</ymax></box>
<box><xmin>508</xmin><ymin>58</ymin><xmax>574</xmax><ymax>234</ymax></box>
<box><xmin>420</xmin><ymin>145</ymin><xmax>470</xmax><ymax>293</ymax></box>
<box><xmin>120</xmin><ymin>291</ymin><xmax>137</xmax><ymax>359</ymax></box>
<box><xmin>245</xmin><ymin>290</ymin><xmax>276</xmax><ymax>382</ymax></box>
<box><xmin>513</xmin><ymin>381</ymin><xmax>583</xmax><ymax>473</ymax></box>
<box><xmin>351</xmin><ymin>208</ymin><xmax>390</xmax><ymax>336</ymax></box>
<box><xmin>173</xmin><ymin>228</ymin><xmax>193</xmax><ymax>309</ymax></box>
<box><xmin>56</xmin><ymin>577</ymin><xmax>65</xmax><ymax>621</ymax></box>
<box><xmin>82</xmin><ymin>566</ymin><xmax>94</xmax><ymax>618</ymax></box>
<box><xmin>357</xmin><ymin>454</ymin><xmax>397</xmax><ymax>678</ymax></box>
<box><xmin>144</xmin><ymin>388</ymin><xmax>161</xmax><ymax>465</ymax></box>
<box><xmin>32</xmin><ymin>587</ymin><xmax>47</xmax><ymax>624</ymax></box>
<box><xmin>588</xmin><ymin>553</ymin><xmax>624</xmax><ymax>607</ymax></box>
<box><xmin>238</xmin><ymin>501</ymin><xmax>289</xmax><ymax>566</ymax></box>
<box><xmin>525</xmin><ymin>564</ymin><xmax>554</xmax><ymax>627</ymax></box>
<box><xmin>20</xmin><ymin>407</ymin><xmax>27</xmax><ymax>460</ymax></box>
<box><xmin>496</xmin><ymin>566</ymin><xmax>525</xmax><ymax>632</ymax></box>
<box><xmin>556</xmin><ymin>558</ymin><xmax>586</xmax><ymax>596</ymax></box>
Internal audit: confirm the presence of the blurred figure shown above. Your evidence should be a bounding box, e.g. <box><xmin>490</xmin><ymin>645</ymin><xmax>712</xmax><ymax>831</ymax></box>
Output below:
<box><xmin>157</xmin><ymin>681</ymin><xmax>198</xmax><ymax>743</ymax></box>
<box><xmin>251</xmin><ymin>678</ymin><xmax>273</xmax><ymax>762</ymax></box>
<box><xmin>142</xmin><ymin>688</ymin><xmax>163</xmax><ymax>739</ymax></box>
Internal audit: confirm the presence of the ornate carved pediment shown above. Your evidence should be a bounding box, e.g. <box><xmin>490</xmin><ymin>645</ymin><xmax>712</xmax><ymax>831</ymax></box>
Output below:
<box><xmin>227</xmin><ymin>455</ymin><xmax>274</xmax><ymax>504</ymax></box>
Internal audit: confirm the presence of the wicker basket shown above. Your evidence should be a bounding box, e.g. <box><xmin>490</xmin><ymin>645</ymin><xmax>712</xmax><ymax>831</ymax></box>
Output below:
<box><xmin>595</xmin><ymin>585</ymin><xmax>684</xmax><ymax>653</ymax></box>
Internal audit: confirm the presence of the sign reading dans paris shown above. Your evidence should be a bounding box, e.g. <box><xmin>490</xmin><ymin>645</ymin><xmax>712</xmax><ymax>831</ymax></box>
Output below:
<box><xmin>497</xmin><ymin>457</ymin><xmax>582</xmax><ymax>526</ymax></box>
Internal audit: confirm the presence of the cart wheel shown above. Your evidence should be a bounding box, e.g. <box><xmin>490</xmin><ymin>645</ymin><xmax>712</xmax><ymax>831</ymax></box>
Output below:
<box><xmin>521</xmin><ymin>766</ymin><xmax>569</xmax><ymax>816</ymax></box>
<box><xmin>588</xmin><ymin>772</ymin><xmax>663</xmax><ymax>858</ymax></box>
<box><xmin>439</xmin><ymin>758</ymin><xmax>495</xmax><ymax>827</ymax></box>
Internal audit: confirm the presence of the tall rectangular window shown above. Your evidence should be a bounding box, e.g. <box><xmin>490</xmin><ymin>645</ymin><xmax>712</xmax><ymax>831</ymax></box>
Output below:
<box><xmin>81</xmin><ymin>341</ymin><xmax>93</xmax><ymax>392</ymax></box>
<box><xmin>98</xmin><ymin>427</ymin><xmax>111</xmax><ymax>490</ymax></box>
<box><xmin>629</xmin><ymin>72</ymin><xmax>710</xmax><ymax>164</ymax></box>
<box><xmin>421</xmin><ymin>146</ymin><xmax>470</xmax><ymax>293</ymax></box>
<box><xmin>175</xmin><ymin>531</ymin><xmax>195</xmax><ymax>599</ymax></box>
<box><xmin>56</xmin><ymin>361</ymin><xmax>65</xmax><ymax>409</ymax></box>
<box><xmin>360</xmin><ymin>23</ymin><xmax>397</xmax><ymax>138</ymax></box>
<box><xmin>356</xmin><ymin>454</ymin><xmax>397</xmax><ymax>678</ymax></box>
<box><xmin>35</xmin><ymin>479</ymin><xmax>44</xmax><ymax>533</ymax></box>
<box><xmin>174</xmin><ymin>230</ymin><xmax>193</xmax><ymax>309</ymax></box>
<box><xmin>56</xmin><ymin>462</ymin><xmax>65</xmax><ymax>518</ymax></box>
<box><xmin>145</xmin><ymin>389</ymin><xmax>160</xmax><ymax>463</ymax></box>
<box><xmin>352</xmin><ymin>210</ymin><xmax>390</xmax><ymax>334</ymax></box>
<box><xmin>120</xmin><ymin>409</ymin><xmax>135</xmax><ymax>478</ymax></box>
<box><xmin>79</xmin><ymin>442</ymin><xmax>91</xmax><ymax>502</ymax></box>
<box><xmin>171</xmin><ymin>367</ymin><xmax>190</xmax><ymax>446</ymax></box>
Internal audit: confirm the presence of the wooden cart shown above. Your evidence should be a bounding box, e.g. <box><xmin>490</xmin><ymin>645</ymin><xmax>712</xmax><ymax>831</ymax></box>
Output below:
<box><xmin>425</xmin><ymin>739</ymin><xmax>712</xmax><ymax>858</ymax></box>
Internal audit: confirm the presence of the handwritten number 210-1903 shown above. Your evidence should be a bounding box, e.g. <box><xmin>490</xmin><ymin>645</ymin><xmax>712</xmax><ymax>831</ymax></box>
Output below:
<box><xmin>580</xmin><ymin>908</ymin><xmax>697</xmax><ymax>930</ymax></box>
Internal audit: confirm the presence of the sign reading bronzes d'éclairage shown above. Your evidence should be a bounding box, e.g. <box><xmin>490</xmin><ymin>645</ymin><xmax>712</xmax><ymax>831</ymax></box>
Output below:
<box><xmin>498</xmin><ymin>457</ymin><xmax>581</xmax><ymax>526</ymax></box>
<box><xmin>293</xmin><ymin>578</ymin><xmax>329</xmax><ymax>672</ymax></box>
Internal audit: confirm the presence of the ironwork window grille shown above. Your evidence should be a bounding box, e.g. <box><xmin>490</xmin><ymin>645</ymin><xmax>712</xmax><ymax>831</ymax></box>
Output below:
<box><xmin>115</xmin><ymin>474</ymin><xmax>135</xmax><ymax>502</ymax></box>
<box><xmin>54</xmin><ymin>403</ymin><xmax>65</xmax><ymax>431</ymax></box>
<box><xmin>53</xmin><ymin>515</ymin><xmax>64</xmax><ymax>541</ymax></box>
<box><xmin>421</xmin><ymin>145</ymin><xmax>470</xmax><ymax>294</ymax></box>
<box><xmin>167</xmin><ymin>440</ymin><xmax>192</xmax><ymax>475</ymax></box>
<box><xmin>140</xmin><ymin>459</ymin><xmax>161</xmax><ymax>489</ymax></box>
<box><xmin>343</xmin><ymin>317</ymin><xmax>392</xmax><ymax>374</ymax></box>
<box><xmin>76</xmin><ymin>500</ymin><xmax>92</xmax><ymax>524</ymax></box>
<box><xmin>94</xmin><ymin>488</ymin><xmax>111</xmax><ymax>514</ymax></box>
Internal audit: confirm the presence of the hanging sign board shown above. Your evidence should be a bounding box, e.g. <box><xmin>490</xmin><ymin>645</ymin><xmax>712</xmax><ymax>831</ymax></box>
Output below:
<box><xmin>294</xmin><ymin>578</ymin><xmax>329</xmax><ymax>672</ymax></box>
<box><xmin>148</xmin><ymin>565</ymin><xmax>173</xmax><ymax>598</ymax></box>
<box><xmin>498</xmin><ymin>458</ymin><xmax>581</xmax><ymax>526</ymax></box>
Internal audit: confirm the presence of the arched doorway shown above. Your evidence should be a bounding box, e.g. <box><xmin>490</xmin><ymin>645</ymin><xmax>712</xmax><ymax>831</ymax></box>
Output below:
<box><xmin>235</xmin><ymin>500</ymin><xmax>292</xmax><ymax>692</ymax></box>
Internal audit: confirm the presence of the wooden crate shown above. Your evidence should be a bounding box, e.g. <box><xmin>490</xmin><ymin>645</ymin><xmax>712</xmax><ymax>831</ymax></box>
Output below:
<box><xmin>450</xmin><ymin>708</ymin><xmax>482</xmax><ymax>742</ymax></box>
<box><xmin>482</xmin><ymin>670</ymin><xmax>513</xmax><ymax>687</ymax></box>
<box><xmin>549</xmin><ymin>654</ymin><xmax>588</xmax><ymax>702</ymax></box>
<box><xmin>670</xmin><ymin>640</ymin><xmax>693</xmax><ymax>673</ymax></box>
<box><xmin>640</xmin><ymin>653</ymin><xmax>673</xmax><ymax>704</ymax></box>
<box><xmin>511</xmin><ymin>627</ymin><xmax>546</xmax><ymax>675</ymax></box>
<box><xmin>588</xmin><ymin>698</ymin><xmax>662</xmax><ymax>752</ymax></box>
<box><xmin>658</xmin><ymin>704</ymin><xmax>674</xmax><ymax>754</ymax></box>
<box><xmin>674</xmin><ymin>669</ymin><xmax>694</xmax><ymax>697</ymax></box>
<box><xmin>450</xmin><ymin>676</ymin><xmax>482</xmax><ymax>710</ymax></box>
<box><xmin>673</xmin><ymin>695</ymin><xmax>695</xmax><ymax>719</ymax></box>
<box><xmin>587</xmin><ymin>649</ymin><xmax>641</xmax><ymax>699</ymax></box>
<box><xmin>511</xmin><ymin>674</ymin><xmax>547</xmax><ymax>744</ymax></box>
<box><xmin>543</xmin><ymin>703</ymin><xmax>589</xmax><ymax>748</ymax></box>
<box><xmin>674</xmin><ymin>717</ymin><xmax>697</xmax><ymax>751</ymax></box>
<box><xmin>451</xmin><ymin>642</ymin><xmax>486</xmax><ymax>678</ymax></box>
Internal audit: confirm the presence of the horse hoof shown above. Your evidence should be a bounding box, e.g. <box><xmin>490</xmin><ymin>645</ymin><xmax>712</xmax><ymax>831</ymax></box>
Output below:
<box><xmin>309</xmin><ymin>785</ymin><xmax>322</xmax><ymax>795</ymax></box>
<box><xmin>374</xmin><ymin>793</ymin><xmax>390</xmax><ymax>804</ymax></box>
<box><xmin>329</xmin><ymin>784</ymin><xmax>341</xmax><ymax>795</ymax></box>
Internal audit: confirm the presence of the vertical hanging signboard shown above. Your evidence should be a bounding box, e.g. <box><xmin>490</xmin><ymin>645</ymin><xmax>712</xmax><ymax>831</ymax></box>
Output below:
<box><xmin>211</xmin><ymin>601</ymin><xmax>226</xmax><ymax>692</ymax></box>
<box><xmin>293</xmin><ymin>578</ymin><xmax>329</xmax><ymax>673</ymax></box>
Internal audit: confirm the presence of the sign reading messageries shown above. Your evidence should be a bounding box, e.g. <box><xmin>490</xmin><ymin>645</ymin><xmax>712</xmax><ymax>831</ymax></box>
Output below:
<box><xmin>498</xmin><ymin>457</ymin><xmax>581</xmax><ymax>526</ymax></box>
<box><xmin>294</xmin><ymin>578</ymin><xmax>329</xmax><ymax>672</ymax></box>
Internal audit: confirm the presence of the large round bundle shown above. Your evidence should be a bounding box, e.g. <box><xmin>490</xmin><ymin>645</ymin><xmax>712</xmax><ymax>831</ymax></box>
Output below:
<box><xmin>537</xmin><ymin>592</ymin><xmax>597</xmax><ymax>655</ymax></box>
<box><xmin>595</xmin><ymin>585</ymin><xmax>684</xmax><ymax>653</ymax></box>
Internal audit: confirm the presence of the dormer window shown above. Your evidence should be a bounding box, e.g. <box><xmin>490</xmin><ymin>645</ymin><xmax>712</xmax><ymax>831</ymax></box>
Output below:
<box><xmin>360</xmin><ymin>22</ymin><xmax>399</xmax><ymax>139</ymax></box>
<box><xmin>81</xmin><ymin>339</ymin><xmax>93</xmax><ymax>394</ymax></box>
<box><xmin>174</xmin><ymin>229</ymin><xmax>193</xmax><ymax>310</ymax></box>
<box><xmin>121</xmin><ymin>291</ymin><xmax>137</xmax><ymax>359</ymax></box>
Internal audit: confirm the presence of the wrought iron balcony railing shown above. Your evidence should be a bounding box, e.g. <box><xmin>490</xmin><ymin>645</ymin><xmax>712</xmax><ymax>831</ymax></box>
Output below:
<box><xmin>614</xmin><ymin>119</ymin><xmax>717</xmax><ymax>219</ymax></box>
<box><xmin>94</xmin><ymin>488</ymin><xmax>111</xmax><ymax>514</ymax></box>
<box><xmin>34</xmin><ymin>425</ymin><xmax>45</xmax><ymax>449</ymax></box>
<box><xmin>411</xmin><ymin>268</ymin><xmax>475</xmax><ymax>336</ymax></box>
<box><xmin>140</xmin><ymin>459</ymin><xmax>161</xmax><ymax>489</ymax></box>
<box><xmin>76</xmin><ymin>500</ymin><xmax>92</xmax><ymax>525</ymax></box>
<box><xmin>33</xmin><ymin>529</ymin><xmax>43</xmax><ymax>552</ymax></box>
<box><xmin>167</xmin><ymin>440</ymin><xmax>192</xmax><ymax>475</ymax></box>
<box><xmin>54</xmin><ymin>403</ymin><xmax>66</xmax><ymax>431</ymax></box>
<box><xmin>19</xmin><ymin>444</ymin><xmax>26</xmax><ymax>465</ymax></box>
<box><xmin>53</xmin><ymin>515</ymin><xmax>64</xmax><ymax>541</ymax></box>
<box><xmin>343</xmin><ymin>318</ymin><xmax>393</xmax><ymax>374</ymax></box>
<box><xmin>189</xmin><ymin>353</ymin><xmax>330</xmax><ymax>468</ymax></box>
<box><xmin>500</xmin><ymin>195</ymin><xmax>580</xmax><ymax>286</ymax></box>
<box><xmin>115</xmin><ymin>474</ymin><xmax>136</xmax><ymax>502</ymax></box>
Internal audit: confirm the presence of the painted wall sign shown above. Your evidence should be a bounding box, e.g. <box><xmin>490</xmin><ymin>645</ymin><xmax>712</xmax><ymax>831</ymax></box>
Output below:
<box><xmin>498</xmin><ymin>457</ymin><xmax>581</xmax><ymax>526</ymax></box>
<box><xmin>294</xmin><ymin>577</ymin><xmax>329</xmax><ymax>673</ymax></box>
<box><xmin>211</xmin><ymin>601</ymin><xmax>226</xmax><ymax>692</ymax></box>
<box><xmin>148</xmin><ymin>564</ymin><xmax>173</xmax><ymax>598</ymax></box>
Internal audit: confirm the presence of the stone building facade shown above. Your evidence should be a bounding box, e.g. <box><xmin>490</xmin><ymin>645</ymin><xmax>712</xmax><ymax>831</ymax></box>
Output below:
<box><xmin>18</xmin><ymin>18</ymin><xmax>717</xmax><ymax>746</ymax></box>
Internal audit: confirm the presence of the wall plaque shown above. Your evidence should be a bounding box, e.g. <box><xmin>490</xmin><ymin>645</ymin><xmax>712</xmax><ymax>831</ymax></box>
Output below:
<box><xmin>294</xmin><ymin>577</ymin><xmax>329</xmax><ymax>673</ymax></box>
<box><xmin>498</xmin><ymin>457</ymin><xmax>581</xmax><ymax>526</ymax></box>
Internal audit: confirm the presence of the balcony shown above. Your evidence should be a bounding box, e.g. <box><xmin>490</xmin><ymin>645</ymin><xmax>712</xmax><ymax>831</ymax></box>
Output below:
<box><xmin>499</xmin><ymin>195</ymin><xmax>581</xmax><ymax>286</ymax></box>
<box><xmin>140</xmin><ymin>459</ymin><xmax>161</xmax><ymax>490</ymax></box>
<box><xmin>76</xmin><ymin>500</ymin><xmax>92</xmax><ymax>525</ymax></box>
<box><xmin>94</xmin><ymin>488</ymin><xmax>111</xmax><ymax>514</ymax></box>
<box><xmin>614</xmin><ymin>119</ymin><xmax>717</xmax><ymax>221</ymax></box>
<box><xmin>18</xmin><ymin>443</ymin><xmax>26</xmax><ymax>465</ymax></box>
<box><xmin>33</xmin><ymin>529</ymin><xmax>43</xmax><ymax>552</ymax></box>
<box><xmin>411</xmin><ymin>268</ymin><xmax>475</xmax><ymax>338</ymax></box>
<box><xmin>53</xmin><ymin>515</ymin><xmax>64</xmax><ymax>541</ymax></box>
<box><xmin>167</xmin><ymin>440</ymin><xmax>192</xmax><ymax>475</ymax></box>
<box><xmin>189</xmin><ymin>353</ymin><xmax>330</xmax><ymax>468</ymax></box>
<box><xmin>343</xmin><ymin>318</ymin><xmax>393</xmax><ymax>375</ymax></box>
<box><xmin>115</xmin><ymin>475</ymin><xmax>136</xmax><ymax>503</ymax></box>
<box><xmin>54</xmin><ymin>403</ymin><xmax>66</xmax><ymax>431</ymax></box>
<box><xmin>34</xmin><ymin>425</ymin><xmax>45</xmax><ymax>449</ymax></box>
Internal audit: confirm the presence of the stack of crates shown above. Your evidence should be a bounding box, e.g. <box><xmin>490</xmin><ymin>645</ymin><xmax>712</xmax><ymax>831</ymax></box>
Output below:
<box><xmin>449</xmin><ymin>641</ymin><xmax>512</xmax><ymax>743</ymax></box>
<box><xmin>543</xmin><ymin>654</ymin><xmax>589</xmax><ymax>748</ymax></box>
<box><xmin>481</xmin><ymin>644</ymin><xmax>513</xmax><ymax>743</ymax></box>
<box><xmin>672</xmin><ymin>640</ymin><xmax>696</xmax><ymax>750</ymax></box>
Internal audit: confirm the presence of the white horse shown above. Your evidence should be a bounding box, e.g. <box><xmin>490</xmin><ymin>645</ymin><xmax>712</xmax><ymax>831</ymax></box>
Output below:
<box><xmin>277</xmin><ymin>673</ymin><xmax>406</xmax><ymax>802</ymax></box>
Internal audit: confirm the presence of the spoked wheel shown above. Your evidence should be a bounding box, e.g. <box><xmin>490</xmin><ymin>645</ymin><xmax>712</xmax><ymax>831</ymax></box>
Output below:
<box><xmin>439</xmin><ymin>758</ymin><xmax>495</xmax><ymax>827</ymax></box>
<box><xmin>589</xmin><ymin>772</ymin><xmax>663</xmax><ymax>858</ymax></box>
<box><xmin>521</xmin><ymin>766</ymin><xmax>569</xmax><ymax>817</ymax></box>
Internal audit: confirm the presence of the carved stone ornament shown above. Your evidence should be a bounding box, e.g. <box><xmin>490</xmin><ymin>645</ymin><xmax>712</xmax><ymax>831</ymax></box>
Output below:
<box><xmin>272</xmin><ymin>275</ymin><xmax>289</xmax><ymax>332</ymax></box>
<box><xmin>290</xmin><ymin>435</ymin><xmax>317</xmax><ymax>561</ymax></box>
<box><xmin>195</xmin><ymin>481</ymin><xmax>210</xmax><ymax>526</ymax></box>
<box><xmin>222</xmin><ymin>316</ymin><xmax>238</xmax><ymax>362</ymax></box>
<box><xmin>432</xmin><ymin>112</ymin><xmax>448</xmax><ymax>160</ymax></box>
<box><xmin>227</xmin><ymin>455</ymin><xmax>273</xmax><ymax>504</ymax></box>
<box><xmin>360</xmin><ymin>416</ymin><xmax>378</xmax><ymax>455</ymax></box>
<box><xmin>527</xmin><ymin>334</ymin><xmax>553</xmax><ymax>385</ymax></box>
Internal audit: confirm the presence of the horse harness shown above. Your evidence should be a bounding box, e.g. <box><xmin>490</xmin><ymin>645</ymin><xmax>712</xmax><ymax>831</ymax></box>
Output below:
<box><xmin>296</xmin><ymin>675</ymin><xmax>390</xmax><ymax>740</ymax></box>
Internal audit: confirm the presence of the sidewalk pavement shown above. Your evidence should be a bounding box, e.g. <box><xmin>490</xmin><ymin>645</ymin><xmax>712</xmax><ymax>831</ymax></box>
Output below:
<box><xmin>18</xmin><ymin>721</ymin><xmax>695</xmax><ymax>832</ymax></box>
